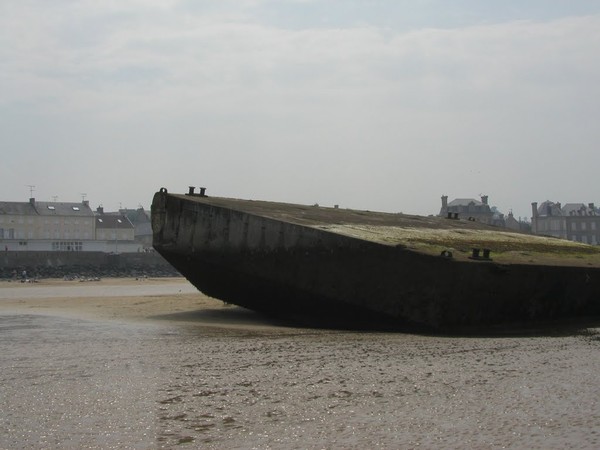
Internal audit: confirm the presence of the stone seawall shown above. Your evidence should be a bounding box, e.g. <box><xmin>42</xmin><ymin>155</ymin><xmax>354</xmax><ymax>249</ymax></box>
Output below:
<box><xmin>0</xmin><ymin>251</ymin><xmax>179</xmax><ymax>279</ymax></box>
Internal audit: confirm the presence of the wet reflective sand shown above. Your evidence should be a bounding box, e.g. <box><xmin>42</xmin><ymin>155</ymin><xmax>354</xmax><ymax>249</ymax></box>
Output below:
<box><xmin>1</xmin><ymin>279</ymin><xmax>599</xmax><ymax>449</ymax></box>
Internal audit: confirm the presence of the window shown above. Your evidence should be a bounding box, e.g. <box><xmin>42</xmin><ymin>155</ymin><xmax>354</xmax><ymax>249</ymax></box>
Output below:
<box><xmin>582</xmin><ymin>223</ymin><xmax>587</xmax><ymax>231</ymax></box>
<box><xmin>72</xmin><ymin>206</ymin><xmax>80</xmax><ymax>211</ymax></box>
<box><xmin>52</xmin><ymin>241</ymin><xmax>83</xmax><ymax>251</ymax></box>
<box><xmin>48</xmin><ymin>206</ymin><xmax>55</xmax><ymax>210</ymax></box>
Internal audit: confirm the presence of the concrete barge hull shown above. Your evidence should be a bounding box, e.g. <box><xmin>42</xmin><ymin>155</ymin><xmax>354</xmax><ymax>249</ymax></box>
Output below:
<box><xmin>151</xmin><ymin>191</ymin><xmax>600</xmax><ymax>330</ymax></box>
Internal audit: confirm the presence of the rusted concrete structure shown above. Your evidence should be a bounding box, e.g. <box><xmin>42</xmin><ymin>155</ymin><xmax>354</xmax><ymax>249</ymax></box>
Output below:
<box><xmin>152</xmin><ymin>188</ymin><xmax>600</xmax><ymax>330</ymax></box>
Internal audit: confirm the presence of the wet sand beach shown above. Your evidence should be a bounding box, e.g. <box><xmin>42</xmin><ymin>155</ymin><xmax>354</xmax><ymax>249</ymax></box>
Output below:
<box><xmin>1</xmin><ymin>278</ymin><xmax>599</xmax><ymax>449</ymax></box>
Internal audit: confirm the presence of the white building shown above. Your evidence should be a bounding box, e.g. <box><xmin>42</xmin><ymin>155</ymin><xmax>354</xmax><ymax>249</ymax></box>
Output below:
<box><xmin>0</xmin><ymin>198</ymin><xmax>141</xmax><ymax>252</ymax></box>
<box><xmin>94</xmin><ymin>211</ymin><xmax>140</xmax><ymax>253</ymax></box>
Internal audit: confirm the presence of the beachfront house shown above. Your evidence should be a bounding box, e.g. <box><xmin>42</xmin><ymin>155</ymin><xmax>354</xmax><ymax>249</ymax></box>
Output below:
<box><xmin>0</xmin><ymin>197</ymin><xmax>141</xmax><ymax>252</ymax></box>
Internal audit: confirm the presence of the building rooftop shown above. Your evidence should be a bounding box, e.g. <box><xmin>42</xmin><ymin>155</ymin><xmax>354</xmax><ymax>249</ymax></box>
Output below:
<box><xmin>447</xmin><ymin>198</ymin><xmax>486</xmax><ymax>207</ymax></box>
<box><xmin>0</xmin><ymin>199</ymin><xmax>94</xmax><ymax>217</ymax></box>
<box><xmin>95</xmin><ymin>215</ymin><xmax>134</xmax><ymax>229</ymax></box>
<box><xmin>562</xmin><ymin>203</ymin><xmax>596</xmax><ymax>216</ymax></box>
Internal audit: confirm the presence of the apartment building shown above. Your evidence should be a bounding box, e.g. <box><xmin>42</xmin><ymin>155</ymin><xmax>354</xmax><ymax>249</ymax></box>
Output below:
<box><xmin>531</xmin><ymin>201</ymin><xmax>599</xmax><ymax>245</ymax></box>
<box><xmin>0</xmin><ymin>198</ymin><xmax>140</xmax><ymax>252</ymax></box>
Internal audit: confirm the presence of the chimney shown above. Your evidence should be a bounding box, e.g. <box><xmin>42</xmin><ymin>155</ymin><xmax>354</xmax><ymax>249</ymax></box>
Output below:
<box><xmin>531</xmin><ymin>202</ymin><xmax>538</xmax><ymax>234</ymax></box>
<box><xmin>556</xmin><ymin>202</ymin><xmax>561</xmax><ymax>211</ymax></box>
<box><xmin>96</xmin><ymin>206</ymin><xmax>104</xmax><ymax>214</ymax></box>
<box><xmin>531</xmin><ymin>202</ymin><xmax>538</xmax><ymax>218</ymax></box>
<box><xmin>589</xmin><ymin>203</ymin><xmax>595</xmax><ymax>211</ymax></box>
<box><xmin>83</xmin><ymin>200</ymin><xmax>89</xmax><ymax>207</ymax></box>
<box><xmin>29</xmin><ymin>198</ymin><xmax>35</xmax><ymax>205</ymax></box>
<box><xmin>440</xmin><ymin>195</ymin><xmax>449</xmax><ymax>217</ymax></box>
<box><xmin>481</xmin><ymin>195</ymin><xmax>488</xmax><ymax>205</ymax></box>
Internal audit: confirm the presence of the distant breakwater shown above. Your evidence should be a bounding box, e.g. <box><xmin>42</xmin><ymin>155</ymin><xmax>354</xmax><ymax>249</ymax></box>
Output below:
<box><xmin>0</xmin><ymin>251</ymin><xmax>180</xmax><ymax>279</ymax></box>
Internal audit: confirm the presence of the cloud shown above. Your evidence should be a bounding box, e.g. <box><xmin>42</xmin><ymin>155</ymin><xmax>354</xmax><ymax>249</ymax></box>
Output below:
<box><xmin>1</xmin><ymin>1</ymin><xmax>599</xmax><ymax>216</ymax></box>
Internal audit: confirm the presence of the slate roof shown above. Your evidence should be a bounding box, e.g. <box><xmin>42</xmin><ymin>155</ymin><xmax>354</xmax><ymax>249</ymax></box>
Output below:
<box><xmin>0</xmin><ymin>201</ymin><xmax>36</xmax><ymax>215</ymax></box>
<box><xmin>95</xmin><ymin>215</ymin><xmax>134</xmax><ymax>229</ymax></box>
<box><xmin>34</xmin><ymin>201</ymin><xmax>95</xmax><ymax>216</ymax></box>
<box><xmin>562</xmin><ymin>203</ymin><xmax>595</xmax><ymax>216</ymax></box>
<box><xmin>447</xmin><ymin>198</ymin><xmax>485</xmax><ymax>207</ymax></box>
<box><xmin>118</xmin><ymin>208</ymin><xmax>150</xmax><ymax>226</ymax></box>
<box><xmin>537</xmin><ymin>201</ymin><xmax>563</xmax><ymax>216</ymax></box>
<box><xmin>0</xmin><ymin>200</ymin><xmax>94</xmax><ymax>217</ymax></box>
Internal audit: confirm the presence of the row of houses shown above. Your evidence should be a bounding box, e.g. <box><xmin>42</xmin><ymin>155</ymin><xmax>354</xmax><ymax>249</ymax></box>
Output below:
<box><xmin>0</xmin><ymin>198</ymin><xmax>152</xmax><ymax>253</ymax></box>
<box><xmin>532</xmin><ymin>201</ymin><xmax>599</xmax><ymax>245</ymax></box>
<box><xmin>439</xmin><ymin>195</ymin><xmax>600</xmax><ymax>245</ymax></box>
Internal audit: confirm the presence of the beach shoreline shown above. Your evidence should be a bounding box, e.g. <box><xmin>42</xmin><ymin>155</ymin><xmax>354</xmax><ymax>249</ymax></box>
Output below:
<box><xmin>1</xmin><ymin>278</ymin><xmax>599</xmax><ymax>449</ymax></box>
<box><xmin>0</xmin><ymin>276</ymin><xmax>297</xmax><ymax>332</ymax></box>
<box><xmin>0</xmin><ymin>277</ymin><xmax>226</xmax><ymax>322</ymax></box>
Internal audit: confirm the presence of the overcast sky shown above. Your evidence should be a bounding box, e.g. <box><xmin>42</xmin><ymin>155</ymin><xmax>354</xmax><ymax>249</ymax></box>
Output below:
<box><xmin>2</xmin><ymin>0</ymin><xmax>599</xmax><ymax>219</ymax></box>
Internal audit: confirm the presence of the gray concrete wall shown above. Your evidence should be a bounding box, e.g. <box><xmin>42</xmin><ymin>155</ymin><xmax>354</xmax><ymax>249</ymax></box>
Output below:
<box><xmin>152</xmin><ymin>192</ymin><xmax>600</xmax><ymax>329</ymax></box>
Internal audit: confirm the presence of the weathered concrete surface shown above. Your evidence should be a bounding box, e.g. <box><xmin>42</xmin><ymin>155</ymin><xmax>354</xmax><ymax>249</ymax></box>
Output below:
<box><xmin>151</xmin><ymin>191</ymin><xmax>600</xmax><ymax>330</ymax></box>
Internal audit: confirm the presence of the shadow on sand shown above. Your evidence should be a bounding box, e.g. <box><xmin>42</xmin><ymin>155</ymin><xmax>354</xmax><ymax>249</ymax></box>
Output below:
<box><xmin>151</xmin><ymin>304</ymin><xmax>600</xmax><ymax>338</ymax></box>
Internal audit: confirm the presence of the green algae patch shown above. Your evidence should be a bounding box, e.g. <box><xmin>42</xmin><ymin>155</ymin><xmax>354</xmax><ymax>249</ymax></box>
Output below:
<box><xmin>321</xmin><ymin>225</ymin><xmax>600</xmax><ymax>267</ymax></box>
